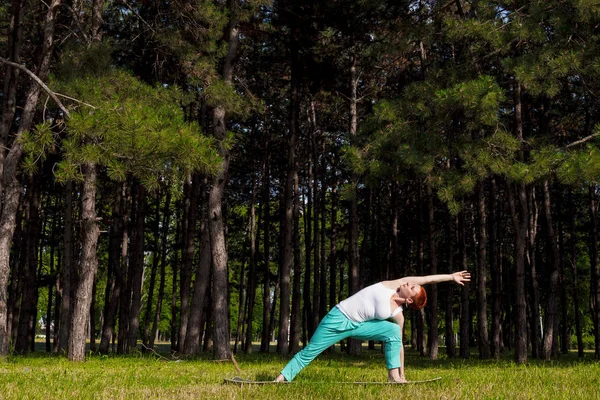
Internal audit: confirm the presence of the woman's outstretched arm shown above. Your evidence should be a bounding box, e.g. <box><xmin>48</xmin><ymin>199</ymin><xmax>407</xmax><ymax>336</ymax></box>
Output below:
<box><xmin>399</xmin><ymin>271</ymin><xmax>471</xmax><ymax>286</ymax></box>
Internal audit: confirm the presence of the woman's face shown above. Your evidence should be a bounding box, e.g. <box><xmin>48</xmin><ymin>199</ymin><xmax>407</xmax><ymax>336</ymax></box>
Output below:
<box><xmin>397</xmin><ymin>282</ymin><xmax>421</xmax><ymax>299</ymax></box>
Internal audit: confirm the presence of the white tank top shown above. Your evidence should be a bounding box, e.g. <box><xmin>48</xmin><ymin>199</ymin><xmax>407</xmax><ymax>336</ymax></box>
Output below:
<box><xmin>337</xmin><ymin>282</ymin><xmax>402</xmax><ymax>323</ymax></box>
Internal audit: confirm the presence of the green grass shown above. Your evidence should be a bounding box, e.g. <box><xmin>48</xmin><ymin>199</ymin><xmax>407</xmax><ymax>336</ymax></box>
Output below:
<box><xmin>1</xmin><ymin>345</ymin><xmax>599</xmax><ymax>399</ymax></box>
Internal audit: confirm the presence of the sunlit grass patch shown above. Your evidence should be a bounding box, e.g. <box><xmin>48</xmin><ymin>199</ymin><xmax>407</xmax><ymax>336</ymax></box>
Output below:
<box><xmin>1</xmin><ymin>347</ymin><xmax>599</xmax><ymax>399</ymax></box>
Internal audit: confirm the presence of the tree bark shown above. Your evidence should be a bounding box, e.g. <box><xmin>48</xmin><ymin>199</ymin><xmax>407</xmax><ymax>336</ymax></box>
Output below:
<box><xmin>244</xmin><ymin>175</ymin><xmax>259</xmax><ymax>353</ymax></box>
<box><xmin>347</xmin><ymin>53</ymin><xmax>361</xmax><ymax>357</ymax></box>
<box><xmin>589</xmin><ymin>186</ymin><xmax>600</xmax><ymax>360</ymax></box>
<box><xmin>445</xmin><ymin>215</ymin><xmax>456</xmax><ymax>358</ymax></box>
<box><xmin>15</xmin><ymin>173</ymin><xmax>42</xmax><ymax>354</ymax></box>
<box><xmin>68</xmin><ymin>163</ymin><xmax>100</xmax><ymax>361</ymax></box>
<box><xmin>150</xmin><ymin>187</ymin><xmax>172</xmax><ymax>350</ymax></box>
<box><xmin>184</xmin><ymin>184</ymin><xmax>211</xmax><ymax>355</ymax></box>
<box><xmin>459</xmin><ymin>211</ymin><xmax>470</xmax><ymax>359</ymax></box>
<box><xmin>489</xmin><ymin>177</ymin><xmax>503</xmax><ymax>358</ymax></box>
<box><xmin>58</xmin><ymin>180</ymin><xmax>74</xmax><ymax>353</ymax></box>
<box><xmin>260</xmin><ymin>140</ymin><xmax>271</xmax><ymax>353</ymax></box>
<box><xmin>0</xmin><ymin>0</ymin><xmax>62</xmax><ymax>358</ymax></box>
<box><xmin>117</xmin><ymin>184</ymin><xmax>131</xmax><ymax>354</ymax></box>
<box><xmin>329</xmin><ymin>168</ymin><xmax>339</xmax><ymax>314</ymax></box>
<box><xmin>426</xmin><ymin>184</ymin><xmax>439</xmax><ymax>360</ymax></box>
<box><xmin>527</xmin><ymin>185</ymin><xmax>541</xmax><ymax>358</ymax></box>
<box><xmin>289</xmin><ymin>160</ymin><xmax>301</xmax><ymax>353</ymax></box>
<box><xmin>210</xmin><ymin>0</ymin><xmax>239</xmax><ymax>359</ymax></box>
<box><xmin>126</xmin><ymin>183</ymin><xmax>147</xmax><ymax>351</ymax></box>
<box><xmin>570</xmin><ymin>190</ymin><xmax>583</xmax><ymax>357</ymax></box>
<box><xmin>510</xmin><ymin>82</ymin><xmax>529</xmax><ymax>364</ymax></box>
<box><xmin>179</xmin><ymin>174</ymin><xmax>199</xmax><ymax>350</ymax></box>
<box><xmin>0</xmin><ymin>0</ymin><xmax>24</xmax><ymax>193</ymax></box>
<box><xmin>416</xmin><ymin>184</ymin><xmax>426</xmax><ymax>356</ymax></box>
<box><xmin>476</xmin><ymin>182</ymin><xmax>491</xmax><ymax>358</ymax></box>
<box><xmin>541</xmin><ymin>178</ymin><xmax>560</xmax><ymax>360</ymax></box>
<box><xmin>277</xmin><ymin>7</ymin><xmax>299</xmax><ymax>355</ymax></box>
<box><xmin>507</xmin><ymin>181</ymin><xmax>529</xmax><ymax>364</ymax></box>
<box><xmin>99</xmin><ymin>183</ymin><xmax>125</xmax><ymax>354</ymax></box>
<box><xmin>311</xmin><ymin>102</ymin><xmax>321</xmax><ymax>337</ymax></box>
<box><xmin>143</xmin><ymin>192</ymin><xmax>162</xmax><ymax>349</ymax></box>
<box><xmin>170</xmin><ymin>211</ymin><xmax>180</xmax><ymax>352</ymax></box>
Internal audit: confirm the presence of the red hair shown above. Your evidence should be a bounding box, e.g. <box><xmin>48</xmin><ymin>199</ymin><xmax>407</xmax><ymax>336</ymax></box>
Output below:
<box><xmin>408</xmin><ymin>287</ymin><xmax>427</xmax><ymax>310</ymax></box>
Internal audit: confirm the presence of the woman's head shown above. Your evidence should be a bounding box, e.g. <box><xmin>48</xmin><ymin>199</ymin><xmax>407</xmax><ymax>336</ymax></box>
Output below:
<box><xmin>408</xmin><ymin>286</ymin><xmax>427</xmax><ymax>310</ymax></box>
<box><xmin>397</xmin><ymin>282</ymin><xmax>427</xmax><ymax>310</ymax></box>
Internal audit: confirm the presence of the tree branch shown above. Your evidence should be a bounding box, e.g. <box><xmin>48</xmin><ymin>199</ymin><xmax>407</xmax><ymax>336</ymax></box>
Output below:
<box><xmin>0</xmin><ymin>56</ymin><xmax>71</xmax><ymax>118</ymax></box>
<box><xmin>565</xmin><ymin>132</ymin><xmax>600</xmax><ymax>149</ymax></box>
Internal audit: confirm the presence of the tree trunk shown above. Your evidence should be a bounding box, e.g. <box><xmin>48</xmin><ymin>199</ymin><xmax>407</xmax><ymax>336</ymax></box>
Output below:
<box><xmin>244</xmin><ymin>175</ymin><xmax>259</xmax><ymax>353</ymax></box>
<box><xmin>347</xmin><ymin>53</ymin><xmax>361</xmax><ymax>357</ymax></box>
<box><xmin>414</xmin><ymin>185</ymin><xmax>426</xmax><ymax>355</ymax></box>
<box><xmin>459</xmin><ymin>211</ymin><xmax>470</xmax><ymax>359</ymax></box>
<box><xmin>570</xmin><ymin>191</ymin><xmax>583</xmax><ymax>357</ymax></box>
<box><xmin>528</xmin><ymin>185</ymin><xmax>541</xmax><ymax>358</ymax></box>
<box><xmin>445</xmin><ymin>215</ymin><xmax>456</xmax><ymax>358</ymax></box>
<box><xmin>426</xmin><ymin>184</ymin><xmax>439</xmax><ymax>360</ymax></box>
<box><xmin>99</xmin><ymin>182</ymin><xmax>125</xmax><ymax>354</ymax></box>
<box><xmin>589</xmin><ymin>186</ymin><xmax>600</xmax><ymax>360</ymax></box>
<box><xmin>15</xmin><ymin>173</ymin><xmax>42</xmax><ymax>354</ymax></box>
<box><xmin>0</xmin><ymin>0</ymin><xmax>61</xmax><ymax>358</ymax></box>
<box><xmin>329</xmin><ymin>169</ymin><xmax>339</xmax><ymax>314</ymax></box>
<box><xmin>489</xmin><ymin>177</ymin><xmax>503</xmax><ymax>358</ymax></box>
<box><xmin>170</xmin><ymin>211</ymin><xmax>180</xmax><ymax>352</ymax></box>
<box><xmin>0</xmin><ymin>0</ymin><xmax>24</xmax><ymax>191</ymax></box>
<box><xmin>46</xmin><ymin>200</ymin><xmax>57</xmax><ymax>353</ymax></box>
<box><xmin>210</xmin><ymin>1</ymin><xmax>239</xmax><ymax>359</ymax></box>
<box><xmin>260</xmin><ymin>141</ymin><xmax>271</xmax><ymax>353</ymax></box>
<box><xmin>150</xmin><ymin>188</ymin><xmax>172</xmax><ymax>350</ymax></box>
<box><xmin>277</xmin><ymin>7</ymin><xmax>299</xmax><ymax>355</ymax></box>
<box><xmin>289</xmin><ymin>159</ymin><xmax>301</xmax><ymax>353</ymax></box>
<box><xmin>303</xmin><ymin>157</ymin><xmax>313</xmax><ymax>341</ymax></box>
<box><xmin>179</xmin><ymin>174</ymin><xmax>199</xmax><ymax>350</ymax></box>
<box><xmin>126</xmin><ymin>183</ymin><xmax>147</xmax><ymax>351</ymax></box>
<box><xmin>143</xmin><ymin>192</ymin><xmax>162</xmax><ymax>349</ymax></box>
<box><xmin>117</xmin><ymin>184</ymin><xmax>131</xmax><ymax>354</ymax></box>
<box><xmin>558</xmin><ymin>214</ymin><xmax>568</xmax><ymax>354</ymax></box>
<box><xmin>510</xmin><ymin>82</ymin><xmax>529</xmax><ymax>364</ymax></box>
<box><xmin>507</xmin><ymin>181</ymin><xmax>529</xmax><ymax>364</ymax></box>
<box><xmin>68</xmin><ymin>163</ymin><xmax>100</xmax><ymax>361</ymax></box>
<box><xmin>184</xmin><ymin>184</ymin><xmax>211</xmax><ymax>355</ymax></box>
<box><xmin>58</xmin><ymin>180</ymin><xmax>74</xmax><ymax>353</ymax></box>
<box><xmin>476</xmin><ymin>182</ymin><xmax>491</xmax><ymax>358</ymax></box>
<box><xmin>311</xmin><ymin>110</ymin><xmax>320</xmax><ymax>337</ymax></box>
<box><xmin>541</xmin><ymin>178</ymin><xmax>560</xmax><ymax>360</ymax></box>
<box><xmin>319</xmin><ymin>153</ymin><xmax>327</xmax><ymax>319</ymax></box>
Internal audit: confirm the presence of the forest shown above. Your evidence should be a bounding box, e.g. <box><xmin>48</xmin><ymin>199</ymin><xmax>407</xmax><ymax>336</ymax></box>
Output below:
<box><xmin>0</xmin><ymin>0</ymin><xmax>599</xmax><ymax>365</ymax></box>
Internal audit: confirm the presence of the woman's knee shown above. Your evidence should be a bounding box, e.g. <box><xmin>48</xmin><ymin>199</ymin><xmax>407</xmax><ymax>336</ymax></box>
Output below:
<box><xmin>384</xmin><ymin>324</ymin><xmax>402</xmax><ymax>344</ymax></box>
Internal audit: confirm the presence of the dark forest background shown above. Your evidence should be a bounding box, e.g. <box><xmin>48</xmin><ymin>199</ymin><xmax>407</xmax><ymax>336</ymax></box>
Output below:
<box><xmin>0</xmin><ymin>0</ymin><xmax>599</xmax><ymax>364</ymax></box>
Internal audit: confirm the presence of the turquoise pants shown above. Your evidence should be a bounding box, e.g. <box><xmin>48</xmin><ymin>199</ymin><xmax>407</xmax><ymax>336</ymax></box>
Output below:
<box><xmin>280</xmin><ymin>306</ymin><xmax>402</xmax><ymax>381</ymax></box>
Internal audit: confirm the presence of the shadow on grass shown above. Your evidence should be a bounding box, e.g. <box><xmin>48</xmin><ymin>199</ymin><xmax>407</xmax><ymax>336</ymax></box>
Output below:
<box><xmin>27</xmin><ymin>339</ymin><xmax>599</xmax><ymax>371</ymax></box>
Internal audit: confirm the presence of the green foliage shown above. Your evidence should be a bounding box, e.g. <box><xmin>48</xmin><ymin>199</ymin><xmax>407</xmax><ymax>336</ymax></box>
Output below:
<box><xmin>40</xmin><ymin>49</ymin><xmax>221</xmax><ymax>188</ymax></box>
<box><xmin>205</xmin><ymin>80</ymin><xmax>249</xmax><ymax>118</ymax></box>
<box><xmin>21</xmin><ymin>122</ymin><xmax>55</xmax><ymax>175</ymax></box>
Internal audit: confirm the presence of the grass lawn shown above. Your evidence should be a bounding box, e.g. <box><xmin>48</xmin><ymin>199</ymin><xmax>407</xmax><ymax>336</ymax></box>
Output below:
<box><xmin>1</xmin><ymin>344</ymin><xmax>599</xmax><ymax>399</ymax></box>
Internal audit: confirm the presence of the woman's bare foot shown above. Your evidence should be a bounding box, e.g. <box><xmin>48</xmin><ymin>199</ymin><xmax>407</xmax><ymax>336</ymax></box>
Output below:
<box><xmin>274</xmin><ymin>374</ymin><xmax>286</xmax><ymax>382</ymax></box>
<box><xmin>387</xmin><ymin>368</ymin><xmax>407</xmax><ymax>383</ymax></box>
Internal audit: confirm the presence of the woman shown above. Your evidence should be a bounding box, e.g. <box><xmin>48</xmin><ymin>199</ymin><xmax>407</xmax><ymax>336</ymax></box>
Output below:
<box><xmin>274</xmin><ymin>271</ymin><xmax>471</xmax><ymax>383</ymax></box>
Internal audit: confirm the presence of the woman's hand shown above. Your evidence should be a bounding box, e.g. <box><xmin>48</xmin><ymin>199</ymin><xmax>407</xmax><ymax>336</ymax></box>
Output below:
<box><xmin>452</xmin><ymin>270</ymin><xmax>471</xmax><ymax>285</ymax></box>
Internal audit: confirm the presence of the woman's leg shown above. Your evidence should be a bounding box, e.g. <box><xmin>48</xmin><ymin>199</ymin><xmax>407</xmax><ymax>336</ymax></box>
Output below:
<box><xmin>279</xmin><ymin>307</ymin><xmax>359</xmax><ymax>381</ymax></box>
<box><xmin>350</xmin><ymin>320</ymin><xmax>402</xmax><ymax>370</ymax></box>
